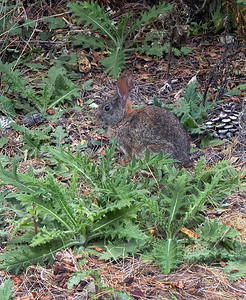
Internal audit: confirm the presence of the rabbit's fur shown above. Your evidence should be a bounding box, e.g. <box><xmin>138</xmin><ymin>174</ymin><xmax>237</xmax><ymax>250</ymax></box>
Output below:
<box><xmin>97</xmin><ymin>73</ymin><xmax>191</xmax><ymax>166</ymax></box>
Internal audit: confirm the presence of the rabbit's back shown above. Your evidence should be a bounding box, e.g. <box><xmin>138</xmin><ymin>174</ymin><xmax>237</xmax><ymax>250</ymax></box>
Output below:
<box><xmin>113</xmin><ymin>105</ymin><xmax>190</xmax><ymax>165</ymax></box>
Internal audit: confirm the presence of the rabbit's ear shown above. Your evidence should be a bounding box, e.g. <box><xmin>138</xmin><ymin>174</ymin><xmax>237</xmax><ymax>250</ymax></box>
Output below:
<box><xmin>116</xmin><ymin>72</ymin><xmax>133</xmax><ymax>109</ymax></box>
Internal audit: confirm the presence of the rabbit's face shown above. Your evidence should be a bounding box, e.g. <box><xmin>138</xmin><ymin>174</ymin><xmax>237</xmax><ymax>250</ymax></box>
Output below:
<box><xmin>97</xmin><ymin>97</ymin><xmax>125</xmax><ymax>125</ymax></box>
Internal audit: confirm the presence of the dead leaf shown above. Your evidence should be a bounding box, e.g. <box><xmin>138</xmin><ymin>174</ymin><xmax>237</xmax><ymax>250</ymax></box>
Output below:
<box><xmin>75</xmin><ymin>253</ymin><xmax>83</xmax><ymax>260</ymax></box>
<box><xmin>77</xmin><ymin>50</ymin><xmax>91</xmax><ymax>73</ymax></box>
<box><xmin>95</xmin><ymin>246</ymin><xmax>105</xmax><ymax>253</ymax></box>
<box><xmin>171</xmin><ymin>280</ymin><xmax>185</xmax><ymax>289</ymax></box>
<box><xmin>173</xmin><ymin>69</ymin><xmax>191</xmax><ymax>75</ymax></box>
<box><xmin>46</xmin><ymin>108</ymin><xmax>55</xmax><ymax>115</ymax></box>
<box><xmin>230</xmin><ymin>156</ymin><xmax>239</xmax><ymax>163</ymax></box>
<box><xmin>220</xmin><ymin>261</ymin><xmax>227</xmax><ymax>267</ymax></box>
<box><xmin>180</xmin><ymin>227</ymin><xmax>200</xmax><ymax>238</ymax></box>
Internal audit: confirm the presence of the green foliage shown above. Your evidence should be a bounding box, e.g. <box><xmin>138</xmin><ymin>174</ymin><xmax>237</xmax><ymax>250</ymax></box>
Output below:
<box><xmin>10</xmin><ymin>123</ymin><xmax>51</xmax><ymax>157</ymax></box>
<box><xmin>0</xmin><ymin>61</ymin><xmax>84</xmax><ymax>115</ymax></box>
<box><xmin>0</xmin><ymin>1</ymin><xmax>36</xmax><ymax>59</ymax></box>
<box><xmin>67</xmin><ymin>270</ymin><xmax>87</xmax><ymax>289</ymax></box>
<box><xmin>224</xmin><ymin>259</ymin><xmax>246</xmax><ymax>281</ymax></box>
<box><xmin>184</xmin><ymin>219</ymin><xmax>246</xmax><ymax>280</ymax></box>
<box><xmin>211</xmin><ymin>1</ymin><xmax>225</xmax><ymax>32</ymax></box>
<box><xmin>45</xmin><ymin>16</ymin><xmax>66</xmax><ymax>30</ymax></box>
<box><xmin>225</xmin><ymin>83</ymin><xmax>246</xmax><ymax>96</ymax></box>
<box><xmin>189</xmin><ymin>21</ymin><xmax>209</xmax><ymax>35</ymax></box>
<box><xmin>68</xmin><ymin>269</ymin><xmax>133</xmax><ymax>299</ymax></box>
<box><xmin>152</xmin><ymin>238</ymin><xmax>182</xmax><ymax>274</ymax></box>
<box><xmin>0</xmin><ymin>279</ymin><xmax>14</xmax><ymax>300</ymax></box>
<box><xmin>199</xmin><ymin>134</ymin><xmax>225</xmax><ymax>148</ymax></box>
<box><xmin>141</xmin><ymin>157</ymin><xmax>241</xmax><ymax>237</ymax></box>
<box><xmin>140</xmin><ymin>156</ymin><xmax>243</xmax><ymax>275</ymax></box>
<box><xmin>51</xmin><ymin>53</ymin><xmax>79</xmax><ymax>73</ymax></box>
<box><xmin>0</xmin><ymin>143</ymin><xmax>151</xmax><ymax>272</ymax></box>
<box><xmin>209</xmin><ymin>0</ymin><xmax>243</xmax><ymax>33</ymax></box>
<box><xmin>0</xmin><ymin>1</ymin><xmax>67</xmax><ymax>59</ymax></box>
<box><xmin>166</xmin><ymin>82</ymin><xmax>217</xmax><ymax>134</ymax></box>
<box><xmin>8</xmin><ymin>122</ymin><xmax>71</xmax><ymax>158</ymax></box>
<box><xmin>68</xmin><ymin>1</ymin><xmax>172</xmax><ymax>77</ymax></box>
<box><xmin>137</xmin><ymin>30</ymin><xmax>191</xmax><ymax>58</ymax></box>
<box><xmin>0</xmin><ymin>141</ymin><xmax>243</xmax><ymax>275</ymax></box>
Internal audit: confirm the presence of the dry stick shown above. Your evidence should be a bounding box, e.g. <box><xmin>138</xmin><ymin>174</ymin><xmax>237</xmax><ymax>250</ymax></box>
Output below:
<box><xmin>213</xmin><ymin>227</ymin><xmax>230</xmax><ymax>249</ymax></box>
<box><xmin>12</xmin><ymin>22</ymin><xmax>38</xmax><ymax>70</ymax></box>
<box><xmin>194</xmin><ymin>0</ymin><xmax>209</xmax><ymax>15</ymax></box>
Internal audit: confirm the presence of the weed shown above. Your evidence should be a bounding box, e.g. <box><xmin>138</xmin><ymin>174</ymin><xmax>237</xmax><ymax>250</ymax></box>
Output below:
<box><xmin>154</xmin><ymin>82</ymin><xmax>217</xmax><ymax>134</ymax></box>
<box><xmin>0</xmin><ymin>279</ymin><xmax>14</xmax><ymax>300</ymax></box>
<box><xmin>0</xmin><ymin>61</ymin><xmax>92</xmax><ymax>116</ymax></box>
<box><xmin>68</xmin><ymin>1</ymin><xmax>172</xmax><ymax>77</ymax></box>
<box><xmin>0</xmin><ymin>142</ymin><xmax>243</xmax><ymax>278</ymax></box>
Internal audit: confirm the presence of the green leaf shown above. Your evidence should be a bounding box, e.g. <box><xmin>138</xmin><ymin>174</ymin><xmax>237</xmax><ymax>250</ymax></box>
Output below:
<box><xmin>101</xmin><ymin>49</ymin><xmax>126</xmax><ymax>78</ymax></box>
<box><xmin>52</xmin><ymin>126</ymin><xmax>68</xmax><ymax>145</ymax></box>
<box><xmin>166</xmin><ymin>82</ymin><xmax>216</xmax><ymax>133</ymax></box>
<box><xmin>100</xmin><ymin>240</ymin><xmax>143</xmax><ymax>261</ymax></box>
<box><xmin>68</xmin><ymin>1</ymin><xmax>172</xmax><ymax>76</ymax></box>
<box><xmin>225</xmin><ymin>84</ymin><xmax>246</xmax><ymax>96</ymax></box>
<box><xmin>40</xmin><ymin>31</ymin><xmax>52</xmax><ymax>41</ymax></box>
<box><xmin>67</xmin><ymin>271</ymin><xmax>87</xmax><ymax>289</ymax></box>
<box><xmin>180</xmin><ymin>46</ymin><xmax>192</xmax><ymax>55</ymax></box>
<box><xmin>45</xmin><ymin>17</ymin><xmax>66</xmax><ymax>29</ymax></box>
<box><xmin>136</xmin><ymin>3</ymin><xmax>173</xmax><ymax>28</ymax></box>
<box><xmin>30</xmin><ymin>228</ymin><xmax>66</xmax><ymax>247</ymax></box>
<box><xmin>0</xmin><ymin>279</ymin><xmax>14</xmax><ymax>300</ymax></box>
<box><xmin>152</xmin><ymin>238</ymin><xmax>182</xmax><ymax>274</ymax></box>
<box><xmin>164</xmin><ymin>174</ymin><xmax>188</xmax><ymax>236</ymax></box>
<box><xmin>147</xmin><ymin>41</ymin><xmax>165</xmax><ymax>57</ymax></box>
<box><xmin>23</xmin><ymin>19</ymin><xmax>37</xmax><ymax>28</ymax></box>
<box><xmin>0</xmin><ymin>239</ymin><xmax>78</xmax><ymax>273</ymax></box>
<box><xmin>198</xmin><ymin>219</ymin><xmax>238</xmax><ymax>243</ymax></box>
<box><xmin>72</xmin><ymin>33</ymin><xmax>106</xmax><ymax>50</ymax></box>
<box><xmin>68</xmin><ymin>1</ymin><xmax>117</xmax><ymax>45</ymax></box>
<box><xmin>111</xmin><ymin>291</ymin><xmax>133</xmax><ymax>300</ymax></box>
<box><xmin>172</xmin><ymin>47</ymin><xmax>181</xmax><ymax>57</ymax></box>
<box><xmin>224</xmin><ymin>260</ymin><xmax>246</xmax><ymax>281</ymax></box>
<box><xmin>0</xmin><ymin>137</ymin><xmax>9</xmax><ymax>149</ymax></box>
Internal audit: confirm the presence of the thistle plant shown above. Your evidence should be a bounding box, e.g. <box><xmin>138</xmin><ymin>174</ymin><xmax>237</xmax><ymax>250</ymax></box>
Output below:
<box><xmin>68</xmin><ymin>1</ymin><xmax>173</xmax><ymax>77</ymax></box>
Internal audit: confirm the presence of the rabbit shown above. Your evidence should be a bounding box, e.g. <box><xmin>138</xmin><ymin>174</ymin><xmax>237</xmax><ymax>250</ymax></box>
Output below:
<box><xmin>96</xmin><ymin>73</ymin><xmax>191</xmax><ymax>166</ymax></box>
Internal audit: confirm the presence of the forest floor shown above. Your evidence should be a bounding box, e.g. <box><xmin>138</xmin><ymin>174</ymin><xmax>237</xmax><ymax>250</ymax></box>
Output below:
<box><xmin>1</xmin><ymin>1</ymin><xmax>246</xmax><ymax>299</ymax></box>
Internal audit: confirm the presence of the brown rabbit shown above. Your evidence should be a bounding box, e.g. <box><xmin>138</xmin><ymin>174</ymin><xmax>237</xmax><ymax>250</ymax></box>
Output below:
<box><xmin>97</xmin><ymin>73</ymin><xmax>191</xmax><ymax>166</ymax></box>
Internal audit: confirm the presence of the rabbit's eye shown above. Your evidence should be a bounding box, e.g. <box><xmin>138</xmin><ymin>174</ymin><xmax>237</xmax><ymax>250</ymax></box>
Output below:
<box><xmin>104</xmin><ymin>105</ymin><xmax>110</xmax><ymax>112</ymax></box>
